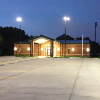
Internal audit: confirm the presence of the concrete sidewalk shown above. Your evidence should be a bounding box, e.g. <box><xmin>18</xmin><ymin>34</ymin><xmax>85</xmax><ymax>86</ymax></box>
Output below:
<box><xmin>0</xmin><ymin>57</ymin><xmax>100</xmax><ymax>100</ymax></box>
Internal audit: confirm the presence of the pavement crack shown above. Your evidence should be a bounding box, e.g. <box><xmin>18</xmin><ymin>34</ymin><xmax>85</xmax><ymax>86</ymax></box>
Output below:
<box><xmin>68</xmin><ymin>59</ymin><xmax>84</xmax><ymax>100</ymax></box>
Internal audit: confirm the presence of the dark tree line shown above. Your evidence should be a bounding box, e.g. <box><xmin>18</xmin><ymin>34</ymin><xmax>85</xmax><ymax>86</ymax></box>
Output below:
<box><xmin>0</xmin><ymin>29</ymin><xmax>100</xmax><ymax>56</ymax></box>
<box><xmin>0</xmin><ymin>27</ymin><xmax>29</xmax><ymax>55</ymax></box>
<box><xmin>56</xmin><ymin>34</ymin><xmax>74</xmax><ymax>40</ymax></box>
<box><xmin>56</xmin><ymin>34</ymin><xmax>91</xmax><ymax>41</ymax></box>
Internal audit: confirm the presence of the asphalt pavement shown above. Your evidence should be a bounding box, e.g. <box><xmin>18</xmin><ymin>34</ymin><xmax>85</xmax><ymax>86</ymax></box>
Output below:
<box><xmin>0</xmin><ymin>57</ymin><xmax>100</xmax><ymax>100</ymax></box>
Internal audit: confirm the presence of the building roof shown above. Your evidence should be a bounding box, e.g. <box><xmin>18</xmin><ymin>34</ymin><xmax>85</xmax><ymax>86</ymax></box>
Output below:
<box><xmin>14</xmin><ymin>35</ymin><xmax>90</xmax><ymax>44</ymax></box>
<box><xmin>14</xmin><ymin>40</ymin><xmax>30</xmax><ymax>44</ymax></box>
<box><xmin>31</xmin><ymin>35</ymin><xmax>55</xmax><ymax>41</ymax></box>
<box><xmin>57</xmin><ymin>40</ymin><xmax>90</xmax><ymax>44</ymax></box>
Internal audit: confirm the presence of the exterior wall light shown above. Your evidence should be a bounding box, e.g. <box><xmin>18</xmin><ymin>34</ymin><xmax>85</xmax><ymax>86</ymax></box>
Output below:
<box><xmin>72</xmin><ymin>48</ymin><xmax>75</xmax><ymax>51</ymax></box>
<box><xmin>57</xmin><ymin>48</ymin><xmax>60</xmax><ymax>51</ymax></box>
<box><xmin>41</xmin><ymin>48</ymin><xmax>43</xmax><ymax>51</ymax></box>
<box><xmin>86</xmin><ymin>48</ymin><xmax>89</xmax><ymax>51</ymax></box>
<box><xmin>27</xmin><ymin>47</ymin><xmax>30</xmax><ymax>51</ymax></box>
<box><xmin>14</xmin><ymin>47</ymin><xmax>17</xmax><ymax>51</ymax></box>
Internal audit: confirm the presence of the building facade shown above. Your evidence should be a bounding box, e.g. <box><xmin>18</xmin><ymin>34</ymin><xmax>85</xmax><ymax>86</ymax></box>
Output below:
<box><xmin>14</xmin><ymin>35</ymin><xmax>90</xmax><ymax>57</ymax></box>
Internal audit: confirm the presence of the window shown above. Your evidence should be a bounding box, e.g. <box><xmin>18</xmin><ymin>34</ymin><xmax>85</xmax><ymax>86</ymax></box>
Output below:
<box><xmin>83</xmin><ymin>49</ymin><xmax>85</xmax><ymax>54</ymax></box>
<box><xmin>68</xmin><ymin>49</ymin><xmax>70</xmax><ymax>54</ymax></box>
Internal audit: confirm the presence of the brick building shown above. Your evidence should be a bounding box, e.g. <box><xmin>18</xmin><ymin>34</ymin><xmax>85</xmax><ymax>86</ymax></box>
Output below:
<box><xmin>14</xmin><ymin>35</ymin><xmax>90</xmax><ymax>57</ymax></box>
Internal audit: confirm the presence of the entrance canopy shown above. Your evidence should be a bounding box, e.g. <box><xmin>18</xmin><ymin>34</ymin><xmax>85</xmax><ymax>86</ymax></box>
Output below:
<box><xmin>32</xmin><ymin>35</ymin><xmax>55</xmax><ymax>44</ymax></box>
<box><xmin>30</xmin><ymin>35</ymin><xmax>55</xmax><ymax>57</ymax></box>
<box><xmin>34</xmin><ymin>37</ymin><xmax>50</xmax><ymax>44</ymax></box>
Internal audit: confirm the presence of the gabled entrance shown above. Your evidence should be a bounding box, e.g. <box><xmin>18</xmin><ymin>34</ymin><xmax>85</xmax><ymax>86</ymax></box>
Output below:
<box><xmin>30</xmin><ymin>35</ymin><xmax>54</xmax><ymax>57</ymax></box>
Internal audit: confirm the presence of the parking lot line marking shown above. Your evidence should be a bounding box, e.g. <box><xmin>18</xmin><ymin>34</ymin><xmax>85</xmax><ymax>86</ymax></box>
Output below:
<box><xmin>0</xmin><ymin>71</ymin><xmax>26</xmax><ymax>72</ymax></box>
<box><xmin>0</xmin><ymin>67</ymin><xmax>10</xmax><ymax>68</ymax></box>
<box><xmin>7</xmin><ymin>71</ymin><xmax>26</xmax><ymax>72</ymax></box>
<box><xmin>0</xmin><ymin>77</ymin><xmax>19</xmax><ymax>78</ymax></box>
<box><xmin>0</xmin><ymin>58</ymin><xmax>35</xmax><ymax>65</ymax></box>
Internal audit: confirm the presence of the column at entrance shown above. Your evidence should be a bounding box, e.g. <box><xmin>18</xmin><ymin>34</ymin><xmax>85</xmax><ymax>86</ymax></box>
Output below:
<box><xmin>30</xmin><ymin>40</ymin><xmax>34</xmax><ymax>56</ymax></box>
<box><xmin>30</xmin><ymin>40</ymin><xmax>33</xmax><ymax>56</ymax></box>
<box><xmin>50</xmin><ymin>40</ymin><xmax>54</xmax><ymax>57</ymax></box>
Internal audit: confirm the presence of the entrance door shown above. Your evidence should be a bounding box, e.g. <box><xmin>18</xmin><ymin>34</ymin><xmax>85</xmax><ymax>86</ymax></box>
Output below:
<box><xmin>47</xmin><ymin>49</ymin><xmax>50</xmax><ymax>56</ymax></box>
<box><xmin>45</xmin><ymin>46</ymin><xmax>56</xmax><ymax>56</ymax></box>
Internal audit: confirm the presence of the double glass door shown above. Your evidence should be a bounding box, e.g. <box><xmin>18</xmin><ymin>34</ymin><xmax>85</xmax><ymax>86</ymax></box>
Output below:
<box><xmin>45</xmin><ymin>46</ymin><xmax>55</xmax><ymax>56</ymax></box>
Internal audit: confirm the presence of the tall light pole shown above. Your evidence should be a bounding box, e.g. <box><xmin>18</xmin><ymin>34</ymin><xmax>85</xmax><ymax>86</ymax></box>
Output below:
<box><xmin>16</xmin><ymin>17</ymin><xmax>22</xmax><ymax>55</ymax></box>
<box><xmin>63</xmin><ymin>17</ymin><xmax>70</xmax><ymax>57</ymax></box>
<box><xmin>95</xmin><ymin>22</ymin><xmax>98</xmax><ymax>56</ymax></box>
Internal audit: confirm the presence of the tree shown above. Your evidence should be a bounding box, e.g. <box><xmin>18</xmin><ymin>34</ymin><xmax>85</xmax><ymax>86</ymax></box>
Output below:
<box><xmin>0</xmin><ymin>34</ymin><xmax>4</xmax><ymax>50</ymax></box>
<box><xmin>56</xmin><ymin>34</ymin><xmax>74</xmax><ymax>40</ymax></box>
<box><xmin>90</xmin><ymin>41</ymin><xmax>100</xmax><ymax>56</ymax></box>
<box><xmin>0</xmin><ymin>35</ymin><xmax>3</xmax><ymax>44</ymax></box>
<box><xmin>76</xmin><ymin>37</ymin><xmax>82</xmax><ymax>40</ymax></box>
<box><xmin>76</xmin><ymin>37</ymin><xmax>91</xmax><ymax>41</ymax></box>
<box><xmin>84</xmin><ymin>37</ymin><xmax>91</xmax><ymax>42</ymax></box>
<box><xmin>0</xmin><ymin>27</ymin><xmax>29</xmax><ymax>55</ymax></box>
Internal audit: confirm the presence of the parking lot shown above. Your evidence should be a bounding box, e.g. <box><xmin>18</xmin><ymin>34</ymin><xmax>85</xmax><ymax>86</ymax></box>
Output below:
<box><xmin>0</xmin><ymin>56</ymin><xmax>100</xmax><ymax>100</ymax></box>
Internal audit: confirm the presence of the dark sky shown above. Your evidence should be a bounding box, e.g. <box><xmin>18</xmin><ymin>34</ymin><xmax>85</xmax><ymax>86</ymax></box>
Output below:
<box><xmin>0</xmin><ymin>0</ymin><xmax>100</xmax><ymax>43</ymax></box>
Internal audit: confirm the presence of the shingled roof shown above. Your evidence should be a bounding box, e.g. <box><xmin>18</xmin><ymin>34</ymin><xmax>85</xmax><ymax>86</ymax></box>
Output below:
<box><xmin>57</xmin><ymin>40</ymin><xmax>90</xmax><ymax>44</ymax></box>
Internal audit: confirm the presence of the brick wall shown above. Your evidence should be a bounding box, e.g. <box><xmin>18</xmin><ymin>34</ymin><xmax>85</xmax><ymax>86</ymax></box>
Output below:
<box><xmin>14</xmin><ymin>42</ymin><xmax>90</xmax><ymax>56</ymax></box>
<box><xmin>14</xmin><ymin>44</ymin><xmax>30</xmax><ymax>55</ymax></box>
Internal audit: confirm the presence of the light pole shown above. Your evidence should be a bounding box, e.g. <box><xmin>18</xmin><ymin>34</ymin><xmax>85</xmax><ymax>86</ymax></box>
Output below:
<box><xmin>95</xmin><ymin>22</ymin><xmax>98</xmax><ymax>56</ymax></box>
<box><xmin>16</xmin><ymin>17</ymin><xmax>22</xmax><ymax>55</ymax></box>
<box><xmin>63</xmin><ymin>17</ymin><xmax>70</xmax><ymax>57</ymax></box>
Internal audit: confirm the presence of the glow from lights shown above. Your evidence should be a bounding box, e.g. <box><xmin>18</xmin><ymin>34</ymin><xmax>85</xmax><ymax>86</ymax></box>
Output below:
<box><xmin>37</xmin><ymin>39</ymin><xmax>45</xmax><ymax>43</ymax></box>
<box><xmin>63</xmin><ymin>17</ymin><xmax>70</xmax><ymax>21</ymax></box>
<box><xmin>41</xmin><ymin>48</ymin><xmax>43</xmax><ymax>51</ymax></box>
<box><xmin>27</xmin><ymin>47</ymin><xmax>30</xmax><ymax>51</ymax></box>
<box><xmin>16</xmin><ymin>17</ymin><xmax>22</xmax><ymax>22</ymax></box>
<box><xmin>86</xmin><ymin>48</ymin><xmax>89</xmax><ymax>51</ymax></box>
<box><xmin>57</xmin><ymin>48</ymin><xmax>60</xmax><ymax>51</ymax></box>
<box><xmin>72</xmin><ymin>48</ymin><xmax>75</xmax><ymax>51</ymax></box>
<box><xmin>14</xmin><ymin>47</ymin><xmax>17</xmax><ymax>51</ymax></box>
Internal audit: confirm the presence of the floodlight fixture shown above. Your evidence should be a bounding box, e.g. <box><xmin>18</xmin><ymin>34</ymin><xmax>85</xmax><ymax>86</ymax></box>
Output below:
<box><xmin>16</xmin><ymin>17</ymin><xmax>22</xmax><ymax>22</ymax></box>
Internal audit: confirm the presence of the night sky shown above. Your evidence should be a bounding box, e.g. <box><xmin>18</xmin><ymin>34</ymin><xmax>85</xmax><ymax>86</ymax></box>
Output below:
<box><xmin>0</xmin><ymin>0</ymin><xmax>100</xmax><ymax>43</ymax></box>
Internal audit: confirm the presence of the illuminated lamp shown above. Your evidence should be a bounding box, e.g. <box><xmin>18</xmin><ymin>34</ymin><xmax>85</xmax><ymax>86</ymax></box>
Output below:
<box><xmin>27</xmin><ymin>47</ymin><xmax>30</xmax><ymax>51</ymax></box>
<box><xmin>41</xmin><ymin>48</ymin><xmax>43</xmax><ymax>51</ymax></box>
<box><xmin>72</xmin><ymin>48</ymin><xmax>75</xmax><ymax>51</ymax></box>
<box><xmin>57</xmin><ymin>48</ymin><xmax>60</xmax><ymax>51</ymax></box>
<box><xmin>63</xmin><ymin>17</ymin><xmax>70</xmax><ymax>21</ymax></box>
<box><xmin>14</xmin><ymin>47</ymin><xmax>17</xmax><ymax>51</ymax></box>
<box><xmin>16</xmin><ymin>17</ymin><xmax>22</xmax><ymax>22</ymax></box>
<box><xmin>86</xmin><ymin>48</ymin><xmax>89</xmax><ymax>51</ymax></box>
<box><xmin>37</xmin><ymin>39</ymin><xmax>45</xmax><ymax>43</ymax></box>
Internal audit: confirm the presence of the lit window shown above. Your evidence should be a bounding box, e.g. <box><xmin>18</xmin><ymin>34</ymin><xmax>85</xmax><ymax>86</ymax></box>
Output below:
<box><xmin>68</xmin><ymin>49</ymin><xmax>70</xmax><ymax>54</ymax></box>
<box><xmin>72</xmin><ymin>48</ymin><xmax>75</xmax><ymax>51</ymax></box>
<box><xmin>83</xmin><ymin>49</ymin><xmax>85</xmax><ymax>54</ymax></box>
<box><xmin>86</xmin><ymin>48</ymin><xmax>89</xmax><ymax>51</ymax></box>
<box><xmin>14</xmin><ymin>47</ymin><xmax>17</xmax><ymax>51</ymax></box>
